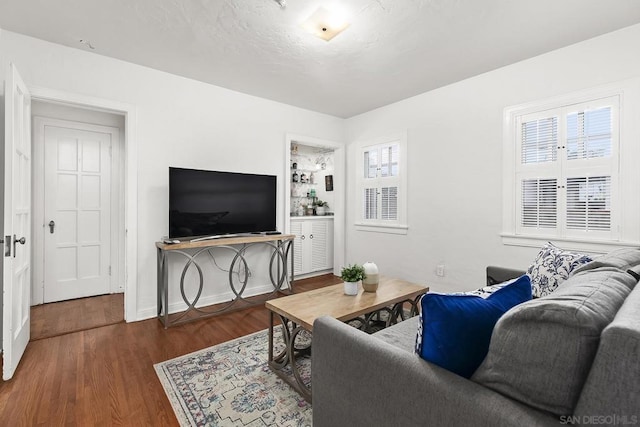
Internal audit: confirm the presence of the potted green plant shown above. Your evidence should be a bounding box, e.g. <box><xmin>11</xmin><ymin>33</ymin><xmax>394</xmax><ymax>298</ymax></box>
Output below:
<box><xmin>340</xmin><ymin>264</ymin><xmax>366</xmax><ymax>295</ymax></box>
<box><xmin>314</xmin><ymin>200</ymin><xmax>328</xmax><ymax>216</ymax></box>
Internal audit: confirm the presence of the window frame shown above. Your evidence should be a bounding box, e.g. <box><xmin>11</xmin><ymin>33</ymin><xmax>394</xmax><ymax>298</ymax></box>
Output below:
<box><xmin>502</xmin><ymin>79</ymin><xmax>640</xmax><ymax>252</ymax></box>
<box><xmin>355</xmin><ymin>133</ymin><xmax>408</xmax><ymax>235</ymax></box>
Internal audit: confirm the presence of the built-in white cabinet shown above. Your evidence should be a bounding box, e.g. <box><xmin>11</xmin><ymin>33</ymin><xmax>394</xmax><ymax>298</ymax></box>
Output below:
<box><xmin>290</xmin><ymin>217</ymin><xmax>334</xmax><ymax>276</ymax></box>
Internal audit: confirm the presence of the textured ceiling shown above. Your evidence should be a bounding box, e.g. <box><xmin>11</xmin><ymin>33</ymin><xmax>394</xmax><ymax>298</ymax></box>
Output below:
<box><xmin>1</xmin><ymin>0</ymin><xmax>640</xmax><ymax>118</ymax></box>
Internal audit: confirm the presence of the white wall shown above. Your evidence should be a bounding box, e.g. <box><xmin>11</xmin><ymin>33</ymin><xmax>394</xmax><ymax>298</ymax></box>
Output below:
<box><xmin>344</xmin><ymin>24</ymin><xmax>640</xmax><ymax>293</ymax></box>
<box><xmin>0</xmin><ymin>30</ymin><xmax>344</xmax><ymax>320</ymax></box>
<box><xmin>2</xmin><ymin>22</ymin><xmax>640</xmax><ymax>321</ymax></box>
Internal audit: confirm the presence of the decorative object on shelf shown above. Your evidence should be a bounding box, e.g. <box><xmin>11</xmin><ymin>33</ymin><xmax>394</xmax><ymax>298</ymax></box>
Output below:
<box><xmin>300</xmin><ymin>172</ymin><xmax>307</xmax><ymax>183</ymax></box>
<box><xmin>292</xmin><ymin>170</ymin><xmax>299</xmax><ymax>182</ymax></box>
<box><xmin>314</xmin><ymin>200</ymin><xmax>328</xmax><ymax>216</ymax></box>
<box><xmin>310</xmin><ymin>172</ymin><xmax>315</xmax><ymax>184</ymax></box>
<box><xmin>296</xmin><ymin>205</ymin><xmax>304</xmax><ymax>216</ymax></box>
<box><xmin>341</xmin><ymin>264</ymin><xmax>366</xmax><ymax>296</ymax></box>
<box><xmin>309</xmin><ymin>188</ymin><xmax>316</xmax><ymax>198</ymax></box>
<box><xmin>306</xmin><ymin>205</ymin><xmax>314</xmax><ymax>216</ymax></box>
<box><xmin>325</xmin><ymin>175</ymin><xmax>333</xmax><ymax>191</ymax></box>
<box><xmin>292</xmin><ymin>162</ymin><xmax>297</xmax><ymax>169</ymax></box>
<box><xmin>362</xmin><ymin>261</ymin><xmax>379</xmax><ymax>292</ymax></box>
<box><xmin>291</xmin><ymin>144</ymin><xmax>298</xmax><ymax>155</ymax></box>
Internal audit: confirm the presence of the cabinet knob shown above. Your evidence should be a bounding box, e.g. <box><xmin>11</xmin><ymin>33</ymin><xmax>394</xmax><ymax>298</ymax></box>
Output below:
<box><xmin>309</xmin><ymin>234</ymin><xmax>313</xmax><ymax>239</ymax></box>
<box><xmin>301</xmin><ymin>235</ymin><xmax>305</xmax><ymax>240</ymax></box>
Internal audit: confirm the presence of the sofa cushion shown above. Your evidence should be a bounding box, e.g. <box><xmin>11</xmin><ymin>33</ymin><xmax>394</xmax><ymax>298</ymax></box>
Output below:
<box><xmin>574</xmin><ymin>281</ymin><xmax>640</xmax><ymax>419</ymax></box>
<box><xmin>415</xmin><ymin>275</ymin><xmax>532</xmax><ymax>378</ymax></box>
<box><xmin>373</xmin><ymin>316</ymin><xmax>419</xmax><ymax>352</ymax></box>
<box><xmin>526</xmin><ymin>242</ymin><xmax>592</xmax><ymax>297</ymax></box>
<box><xmin>472</xmin><ymin>266</ymin><xmax>638</xmax><ymax>416</ymax></box>
<box><xmin>571</xmin><ymin>247</ymin><xmax>640</xmax><ymax>273</ymax></box>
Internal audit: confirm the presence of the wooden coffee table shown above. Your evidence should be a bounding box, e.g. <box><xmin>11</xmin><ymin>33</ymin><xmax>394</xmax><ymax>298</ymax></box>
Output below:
<box><xmin>265</xmin><ymin>276</ymin><xmax>428</xmax><ymax>402</ymax></box>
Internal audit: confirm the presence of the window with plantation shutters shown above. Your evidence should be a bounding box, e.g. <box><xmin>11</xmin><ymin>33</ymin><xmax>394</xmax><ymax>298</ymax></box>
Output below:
<box><xmin>362</xmin><ymin>143</ymin><xmax>398</xmax><ymax>221</ymax></box>
<box><xmin>506</xmin><ymin>91</ymin><xmax>631</xmax><ymax>246</ymax></box>
<box><xmin>356</xmin><ymin>135</ymin><xmax>408</xmax><ymax>234</ymax></box>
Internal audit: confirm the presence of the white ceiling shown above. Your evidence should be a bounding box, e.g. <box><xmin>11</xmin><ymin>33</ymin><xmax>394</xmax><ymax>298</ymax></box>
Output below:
<box><xmin>2</xmin><ymin>0</ymin><xmax>640</xmax><ymax>118</ymax></box>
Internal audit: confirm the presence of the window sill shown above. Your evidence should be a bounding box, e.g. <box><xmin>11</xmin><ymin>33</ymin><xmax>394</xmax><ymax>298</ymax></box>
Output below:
<box><xmin>501</xmin><ymin>233</ymin><xmax>640</xmax><ymax>254</ymax></box>
<box><xmin>355</xmin><ymin>223</ymin><xmax>408</xmax><ymax>235</ymax></box>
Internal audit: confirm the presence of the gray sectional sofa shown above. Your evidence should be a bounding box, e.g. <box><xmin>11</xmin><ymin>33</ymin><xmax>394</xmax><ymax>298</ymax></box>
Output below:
<box><xmin>312</xmin><ymin>248</ymin><xmax>640</xmax><ymax>426</ymax></box>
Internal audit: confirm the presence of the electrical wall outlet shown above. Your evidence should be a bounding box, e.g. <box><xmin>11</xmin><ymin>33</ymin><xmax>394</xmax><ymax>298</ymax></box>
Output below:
<box><xmin>436</xmin><ymin>264</ymin><xmax>445</xmax><ymax>277</ymax></box>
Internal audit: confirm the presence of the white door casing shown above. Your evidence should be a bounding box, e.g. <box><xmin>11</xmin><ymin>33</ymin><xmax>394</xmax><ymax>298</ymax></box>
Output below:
<box><xmin>22</xmin><ymin>86</ymin><xmax>136</xmax><ymax>322</ymax></box>
<box><xmin>284</xmin><ymin>134</ymin><xmax>345</xmax><ymax>277</ymax></box>
<box><xmin>41</xmin><ymin>123</ymin><xmax>113</xmax><ymax>303</ymax></box>
<box><xmin>3</xmin><ymin>64</ymin><xmax>32</xmax><ymax>381</ymax></box>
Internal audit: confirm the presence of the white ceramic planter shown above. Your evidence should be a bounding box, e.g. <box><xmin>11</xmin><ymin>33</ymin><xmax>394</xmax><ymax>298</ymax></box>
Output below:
<box><xmin>315</xmin><ymin>206</ymin><xmax>326</xmax><ymax>216</ymax></box>
<box><xmin>343</xmin><ymin>281</ymin><xmax>360</xmax><ymax>295</ymax></box>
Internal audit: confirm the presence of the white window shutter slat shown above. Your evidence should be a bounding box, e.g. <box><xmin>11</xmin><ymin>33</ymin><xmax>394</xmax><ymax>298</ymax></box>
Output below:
<box><xmin>380</xmin><ymin>144</ymin><xmax>399</xmax><ymax>177</ymax></box>
<box><xmin>521</xmin><ymin>116</ymin><xmax>558</xmax><ymax>164</ymax></box>
<box><xmin>567</xmin><ymin>107</ymin><xmax>612</xmax><ymax>161</ymax></box>
<box><xmin>566</xmin><ymin>176</ymin><xmax>611</xmax><ymax>231</ymax></box>
<box><xmin>364</xmin><ymin>187</ymin><xmax>378</xmax><ymax>219</ymax></box>
<box><xmin>364</xmin><ymin>150</ymin><xmax>378</xmax><ymax>179</ymax></box>
<box><xmin>521</xmin><ymin>179</ymin><xmax>557</xmax><ymax>228</ymax></box>
<box><xmin>381</xmin><ymin>186</ymin><xmax>398</xmax><ymax>220</ymax></box>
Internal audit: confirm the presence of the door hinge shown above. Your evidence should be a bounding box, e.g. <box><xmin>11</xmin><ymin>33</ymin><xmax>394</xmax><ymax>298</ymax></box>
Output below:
<box><xmin>108</xmin><ymin>265</ymin><xmax>112</xmax><ymax>276</ymax></box>
<box><xmin>4</xmin><ymin>235</ymin><xmax>11</xmax><ymax>257</ymax></box>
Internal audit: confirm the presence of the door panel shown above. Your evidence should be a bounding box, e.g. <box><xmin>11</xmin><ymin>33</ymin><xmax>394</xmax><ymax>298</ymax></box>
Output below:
<box><xmin>311</xmin><ymin>220</ymin><xmax>329</xmax><ymax>271</ymax></box>
<box><xmin>290</xmin><ymin>220</ymin><xmax>304</xmax><ymax>275</ymax></box>
<box><xmin>43</xmin><ymin>125</ymin><xmax>111</xmax><ymax>303</ymax></box>
<box><xmin>3</xmin><ymin>64</ymin><xmax>32</xmax><ymax>381</ymax></box>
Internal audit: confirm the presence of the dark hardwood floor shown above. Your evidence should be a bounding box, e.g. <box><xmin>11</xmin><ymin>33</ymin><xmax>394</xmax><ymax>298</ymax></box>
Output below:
<box><xmin>0</xmin><ymin>274</ymin><xmax>341</xmax><ymax>426</ymax></box>
<box><xmin>31</xmin><ymin>293</ymin><xmax>125</xmax><ymax>341</ymax></box>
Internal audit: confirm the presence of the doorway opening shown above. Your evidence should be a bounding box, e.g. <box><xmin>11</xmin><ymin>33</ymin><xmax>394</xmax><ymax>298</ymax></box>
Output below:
<box><xmin>284</xmin><ymin>134</ymin><xmax>345</xmax><ymax>279</ymax></box>
<box><xmin>29</xmin><ymin>101</ymin><xmax>126</xmax><ymax>340</ymax></box>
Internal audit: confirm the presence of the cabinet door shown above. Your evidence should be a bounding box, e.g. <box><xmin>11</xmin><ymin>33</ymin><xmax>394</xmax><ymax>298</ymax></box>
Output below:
<box><xmin>310</xmin><ymin>220</ymin><xmax>333</xmax><ymax>272</ymax></box>
<box><xmin>290</xmin><ymin>220</ymin><xmax>304</xmax><ymax>275</ymax></box>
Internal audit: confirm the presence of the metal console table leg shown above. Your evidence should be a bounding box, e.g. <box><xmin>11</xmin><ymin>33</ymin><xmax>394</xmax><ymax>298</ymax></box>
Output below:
<box><xmin>156</xmin><ymin>235</ymin><xmax>295</xmax><ymax>328</ymax></box>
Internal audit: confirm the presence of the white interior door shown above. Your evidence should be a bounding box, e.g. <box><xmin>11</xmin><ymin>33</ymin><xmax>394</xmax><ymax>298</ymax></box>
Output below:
<box><xmin>3</xmin><ymin>64</ymin><xmax>32</xmax><ymax>381</ymax></box>
<box><xmin>43</xmin><ymin>124</ymin><xmax>112</xmax><ymax>303</ymax></box>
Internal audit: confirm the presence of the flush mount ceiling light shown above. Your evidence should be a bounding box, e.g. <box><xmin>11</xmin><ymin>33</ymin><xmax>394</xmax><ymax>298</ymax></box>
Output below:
<box><xmin>301</xmin><ymin>6</ymin><xmax>350</xmax><ymax>41</ymax></box>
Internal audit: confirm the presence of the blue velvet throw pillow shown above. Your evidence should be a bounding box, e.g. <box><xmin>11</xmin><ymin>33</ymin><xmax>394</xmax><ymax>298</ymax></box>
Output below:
<box><xmin>415</xmin><ymin>275</ymin><xmax>532</xmax><ymax>378</ymax></box>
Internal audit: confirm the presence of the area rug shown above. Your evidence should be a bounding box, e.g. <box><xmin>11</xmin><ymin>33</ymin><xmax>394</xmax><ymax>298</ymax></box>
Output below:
<box><xmin>154</xmin><ymin>329</ymin><xmax>312</xmax><ymax>427</ymax></box>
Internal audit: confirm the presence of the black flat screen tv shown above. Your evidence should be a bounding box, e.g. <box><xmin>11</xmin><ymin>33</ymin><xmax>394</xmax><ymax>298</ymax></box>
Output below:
<box><xmin>169</xmin><ymin>167</ymin><xmax>277</xmax><ymax>239</ymax></box>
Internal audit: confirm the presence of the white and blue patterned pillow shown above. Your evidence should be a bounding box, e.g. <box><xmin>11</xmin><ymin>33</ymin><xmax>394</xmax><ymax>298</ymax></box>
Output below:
<box><xmin>526</xmin><ymin>242</ymin><xmax>592</xmax><ymax>298</ymax></box>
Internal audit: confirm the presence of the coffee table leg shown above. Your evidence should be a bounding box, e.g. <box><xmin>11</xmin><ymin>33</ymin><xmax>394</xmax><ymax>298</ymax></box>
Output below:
<box><xmin>267</xmin><ymin>313</ymin><xmax>312</xmax><ymax>402</ymax></box>
<box><xmin>388</xmin><ymin>295</ymin><xmax>423</xmax><ymax>325</ymax></box>
<box><xmin>269</xmin><ymin>311</ymin><xmax>274</xmax><ymax>364</ymax></box>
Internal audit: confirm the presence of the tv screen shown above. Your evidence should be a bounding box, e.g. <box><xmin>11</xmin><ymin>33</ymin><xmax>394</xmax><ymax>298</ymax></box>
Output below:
<box><xmin>169</xmin><ymin>167</ymin><xmax>277</xmax><ymax>239</ymax></box>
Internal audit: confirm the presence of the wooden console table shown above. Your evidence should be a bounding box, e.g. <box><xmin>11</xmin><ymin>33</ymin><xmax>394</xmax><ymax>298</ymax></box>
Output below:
<box><xmin>156</xmin><ymin>234</ymin><xmax>295</xmax><ymax>327</ymax></box>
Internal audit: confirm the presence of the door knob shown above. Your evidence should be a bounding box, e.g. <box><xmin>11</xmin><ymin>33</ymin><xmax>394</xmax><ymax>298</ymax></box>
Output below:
<box><xmin>49</xmin><ymin>220</ymin><xmax>55</xmax><ymax>234</ymax></box>
<box><xmin>12</xmin><ymin>234</ymin><xmax>26</xmax><ymax>258</ymax></box>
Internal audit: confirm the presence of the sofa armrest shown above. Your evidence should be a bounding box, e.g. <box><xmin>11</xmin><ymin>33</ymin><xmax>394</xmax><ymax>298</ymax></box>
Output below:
<box><xmin>486</xmin><ymin>266</ymin><xmax>527</xmax><ymax>286</ymax></box>
<box><xmin>312</xmin><ymin>316</ymin><xmax>557</xmax><ymax>427</ymax></box>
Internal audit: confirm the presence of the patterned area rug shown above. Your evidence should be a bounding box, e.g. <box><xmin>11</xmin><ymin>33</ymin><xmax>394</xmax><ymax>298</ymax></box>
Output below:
<box><xmin>154</xmin><ymin>329</ymin><xmax>312</xmax><ymax>427</ymax></box>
